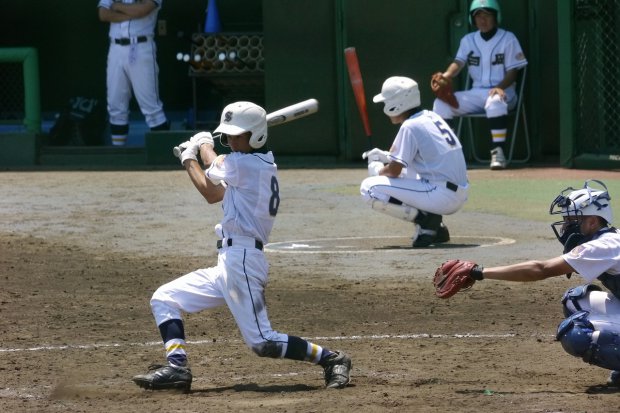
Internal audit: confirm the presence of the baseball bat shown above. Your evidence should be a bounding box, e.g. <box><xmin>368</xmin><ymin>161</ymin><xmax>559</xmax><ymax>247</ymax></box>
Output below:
<box><xmin>173</xmin><ymin>98</ymin><xmax>319</xmax><ymax>157</ymax></box>
<box><xmin>344</xmin><ymin>47</ymin><xmax>372</xmax><ymax>147</ymax></box>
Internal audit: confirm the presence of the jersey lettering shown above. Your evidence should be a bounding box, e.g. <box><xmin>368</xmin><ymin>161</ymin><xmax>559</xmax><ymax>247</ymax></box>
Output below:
<box><xmin>433</xmin><ymin>120</ymin><xmax>457</xmax><ymax>146</ymax></box>
<box><xmin>467</xmin><ymin>51</ymin><xmax>480</xmax><ymax>66</ymax></box>
<box><xmin>269</xmin><ymin>175</ymin><xmax>280</xmax><ymax>216</ymax></box>
<box><xmin>492</xmin><ymin>53</ymin><xmax>505</xmax><ymax>65</ymax></box>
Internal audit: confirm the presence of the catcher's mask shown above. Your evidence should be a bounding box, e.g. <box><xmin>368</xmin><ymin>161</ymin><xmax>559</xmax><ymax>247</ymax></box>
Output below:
<box><xmin>549</xmin><ymin>179</ymin><xmax>613</xmax><ymax>251</ymax></box>
<box><xmin>469</xmin><ymin>0</ymin><xmax>501</xmax><ymax>25</ymax></box>
<box><xmin>214</xmin><ymin>101</ymin><xmax>268</xmax><ymax>149</ymax></box>
<box><xmin>373</xmin><ymin>76</ymin><xmax>421</xmax><ymax>117</ymax></box>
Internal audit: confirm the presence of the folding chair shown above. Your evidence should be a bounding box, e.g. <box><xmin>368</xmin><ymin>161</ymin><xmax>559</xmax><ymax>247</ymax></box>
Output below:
<box><xmin>455</xmin><ymin>66</ymin><xmax>531</xmax><ymax>165</ymax></box>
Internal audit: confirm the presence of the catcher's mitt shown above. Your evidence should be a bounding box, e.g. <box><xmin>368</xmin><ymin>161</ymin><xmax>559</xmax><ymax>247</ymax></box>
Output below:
<box><xmin>433</xmin><ymin>259</ymin><xmax>483</xmax><ymax>299</ymax></box>
<box><xmin>430</xmin><ymin>72</ymin><xmax>459</xmax><ymax>109</ymax></box>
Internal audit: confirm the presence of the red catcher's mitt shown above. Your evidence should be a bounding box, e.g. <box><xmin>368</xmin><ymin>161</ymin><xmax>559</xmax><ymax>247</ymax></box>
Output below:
<box><xmin>430</xmin><ymin>72</ymin><xmax>459</xmax><ymax>109</ymax></box>
<box><xmin>433</xmin><ymin>259</ymin><xmax>478</xmax><ymax>299</ymax></box>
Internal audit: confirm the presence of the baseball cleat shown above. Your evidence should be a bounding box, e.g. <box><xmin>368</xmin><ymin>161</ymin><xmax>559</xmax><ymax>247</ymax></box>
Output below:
<box><xmin>607</xmin><ymin>370</ymin><xmax>620</xmax><ymax>387</ymax></box>
<box><xmin>321</xmin><ymin>350</ymin><xmax>352</xmax><ymax>389</ymax></box>
<box><xmin>132</xmin><ymin>364</ymin><xmax>192</xmax><ymax>392</ymax></box>
<box><xmin>412</xmin><ymin>233</ymin><xmax>436</xmax><ymax>248</ymax></box>
<box><xmin>435</xmin><ymin>222</ymin><xmax>450</xmax><ymax>243</ymax></box>
<box><xmin>490</xmin><ymin>147</ymin><xmax>507</xmax><ymax>170</ymax></box>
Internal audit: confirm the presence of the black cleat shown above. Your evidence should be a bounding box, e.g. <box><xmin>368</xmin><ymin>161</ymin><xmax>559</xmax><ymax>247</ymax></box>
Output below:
<box><xmin>132</xmin><ymin>364</ymin><xmax>192</xmax><ymax>392</ymax></box>
<box><xmin>435</xmin><ymin>222</ymin><xmax>450</xmax><ymax>243</ymax></box>
<box><xmin>321</xmin><ymin>351</ymin><xmax>352</xmax><ymax>389</ymax></box>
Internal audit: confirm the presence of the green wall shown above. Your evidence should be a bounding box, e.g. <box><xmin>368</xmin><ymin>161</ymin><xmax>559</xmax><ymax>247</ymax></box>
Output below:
<box><xmin>1</xmin><ymin>0</ymin><xmax>560</xmax><ymax>162</ymax></box>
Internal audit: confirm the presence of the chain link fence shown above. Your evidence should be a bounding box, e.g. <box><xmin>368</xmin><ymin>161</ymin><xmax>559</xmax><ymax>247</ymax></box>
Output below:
<box><xmin>0</xmin><ymin>63</ymin><xmax>25</xmax><ymax>124</ymax></box>
<box><xmin>574</xmin><ymin>0</ymin><xmax>620</xmax><ymax>155</ymax></box>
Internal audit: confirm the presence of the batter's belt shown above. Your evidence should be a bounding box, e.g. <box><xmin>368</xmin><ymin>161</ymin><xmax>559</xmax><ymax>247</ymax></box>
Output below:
<box><xmin>112</xmin><ymin>36</ymin><xmax>149</xmax><ymax>46</ymax></box>
<box><xmin>217</xmin><ymin>236</ymin><xmax>264</xmax><ymax>251</ymax></box>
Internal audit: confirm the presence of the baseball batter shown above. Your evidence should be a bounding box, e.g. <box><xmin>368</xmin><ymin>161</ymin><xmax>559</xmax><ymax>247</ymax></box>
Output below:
<box><xmin>360</xmin><ymin>76</ymin><xmax>469</xmax><ymax>248</ymax></box>
<box><xmin>432</xmin><ymin>0</ymin><xmax>527</xmax><ymax>170</ymax></box>
<box><xmin>132</xmin><ymin>101</ymin><xmax>352</xmax><ymax>391</ymax></box>
<box><xmin>434</xmin><ymin>180</ymin><xmax>620</xmax><ymax>387</ymax></box>
<box><xmin>98</xmin><ymin>0</ymin><xmax>169</xmax><ymax>146</ymax></box>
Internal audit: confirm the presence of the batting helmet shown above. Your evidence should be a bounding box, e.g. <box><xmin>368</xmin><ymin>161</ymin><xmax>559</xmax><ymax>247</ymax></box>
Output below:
<box><xmin>214</xmin><ymin>101</ymin><xmax>268</xmax><ymax>149</ymax></box>
<box><xmin>469</xmin><ymin>0</ymin><xmax>501</xmax><ymax>25</ymax></box>
<box><xmin>373</xmin><ymin>76</ymin><xmax>421</xmax><ymax>117</ymax></box>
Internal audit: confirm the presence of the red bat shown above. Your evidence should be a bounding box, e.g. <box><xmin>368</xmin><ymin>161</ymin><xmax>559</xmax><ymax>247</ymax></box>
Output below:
<box><xmin>344</xmin><ymin>47</ymin><xmax>372</xmax><ymax>145</ymax></box>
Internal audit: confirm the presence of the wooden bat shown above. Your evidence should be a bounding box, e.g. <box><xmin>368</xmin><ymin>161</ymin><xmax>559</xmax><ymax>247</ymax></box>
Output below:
<box><xmin>173</xmin><ymin>98</ymin><xmax>319</xmax><ymax>157</ymax></box>
<box><xmin>344</xmin><ymin>47</ymin><xmax>372</xmax><ymax>147</ymax></box>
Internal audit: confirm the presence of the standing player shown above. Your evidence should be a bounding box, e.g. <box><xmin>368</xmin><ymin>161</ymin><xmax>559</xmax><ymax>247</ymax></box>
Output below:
<box><xmin>432</xmin><ymin>0</ymin><xmax>527</xmax><ymax>170</ymax></box>
<box><xmin>98</xmin><ymin>0</ymin><xmax>170</xmax><ymax>146</ymax></box>
<box><xmin>132</xmin><ymin>101</ymin><xmax>352</xmax><ymax>391</ymax></box>
<box><xmin>434</xmin><ymin>180</ymin><xmax>620</xmax><ymax>386</ymax></box>
<box><xmin>360</xmin><ymin>76</ymin><xmax>469</xmax><ymax>248</ymax></box>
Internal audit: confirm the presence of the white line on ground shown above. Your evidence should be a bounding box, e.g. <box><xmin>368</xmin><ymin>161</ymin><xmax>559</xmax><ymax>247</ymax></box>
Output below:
<box><xmin>0</xmin><ymin>332</ymin><xmax>549</xmax><ymax>353</ymax></box>
<box><xmin>265</xmin><ymin>235</ymin><xmax>515</xmax><ymax>253</ymax></box>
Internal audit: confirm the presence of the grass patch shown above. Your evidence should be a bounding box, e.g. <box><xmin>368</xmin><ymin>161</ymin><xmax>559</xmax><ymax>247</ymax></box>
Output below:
<box><xmin>464</xmin><ymin>179</ymin><xmax>620</xmax><ymax>222</ymax></box>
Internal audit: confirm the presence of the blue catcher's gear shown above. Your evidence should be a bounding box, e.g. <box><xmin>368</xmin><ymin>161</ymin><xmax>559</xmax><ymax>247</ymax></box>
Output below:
<box><xmin>561</xmin><ymin>284</ymin><xmax>603</xmax><ymax>317</ymax></box>
<box><xmin>556</xmin><ymin>311</ymin><xmax>620</xmax><ymax>371</ymax></box>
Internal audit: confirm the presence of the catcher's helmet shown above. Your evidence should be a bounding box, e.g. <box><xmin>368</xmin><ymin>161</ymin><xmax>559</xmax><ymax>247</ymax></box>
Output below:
<box><xmin>549</xmin><ymin>179</ymin><xmax>613</xmax><ymax>246</ymax></box>
<box><xmin>214</xmin><ymin>101</ymin><xmax>268</xmax><ymax>149</ymax></box>
<box><xmin>373</xmin><ymin>76</ymin><xmax>421</xmax><ymax>117</ymax></box>
<box><xmin>469</xmin><ymin>0</ymin><xmax>501</xmax><ymax>25</ymax></box>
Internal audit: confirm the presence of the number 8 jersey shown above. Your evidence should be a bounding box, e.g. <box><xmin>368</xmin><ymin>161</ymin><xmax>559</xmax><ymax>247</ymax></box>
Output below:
<box><xmin>206</xmin><ymin>151</ymin><xmax>279</xmax><ymax>244</ymax></box>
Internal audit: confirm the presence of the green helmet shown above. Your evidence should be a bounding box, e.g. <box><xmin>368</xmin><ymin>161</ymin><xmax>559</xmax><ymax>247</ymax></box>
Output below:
<box><xmin>469</xmin><ymin>0</ymin><xmax>501</xmax><ymax>25</ymax></box>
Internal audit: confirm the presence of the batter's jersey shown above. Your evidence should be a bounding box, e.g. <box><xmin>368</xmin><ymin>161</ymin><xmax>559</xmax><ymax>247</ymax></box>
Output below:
<box><xmin>456</xmin><ymin>28</ymin><xmax>527</xmax><ymax>89</ymax></box>
<box><xmin>563</xmin><ymin>230</ymin><xmax>620</xmax><ymax>282</ymax></box>
<box><xmin>98</xmin><ymin>0</ymin><xmax>161</xmax><ymax>38</ymax></box>
<box><xmin>205</xmin><ymin>151</ymin><xmax>278</xmax><ymax>244</ymax></box>
<box><xmin>388</xmin><ymin>110</ymin><xmax>468</xmax><ymax>187</ymax></box>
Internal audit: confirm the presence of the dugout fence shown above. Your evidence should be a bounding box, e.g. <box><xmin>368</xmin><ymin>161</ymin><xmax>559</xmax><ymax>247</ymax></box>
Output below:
<box><xmin>558</xmin><ymin>0</ymin><xmax>620</xmax><ymax>168</ymax></box>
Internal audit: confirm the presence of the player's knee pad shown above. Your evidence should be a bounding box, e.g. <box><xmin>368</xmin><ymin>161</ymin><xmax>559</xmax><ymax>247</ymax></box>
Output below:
<box><xmin>251</xmin><ymin>341</ymin><xmax>285</xmax><ymax>358</ymax></box>
<box><xmin>556</xmin><ymin>311</ymin><xmax>620</xmax><ymax>371</ymax></box>
<box><xmin>484</xmin><ymin>94</ymin><xmax>508</xmax><ymax>118</ymax></box>
<box><xmin>561</xmin><ymin>284</ymin><xmax>602</xmax><ymax>317</ymax></box>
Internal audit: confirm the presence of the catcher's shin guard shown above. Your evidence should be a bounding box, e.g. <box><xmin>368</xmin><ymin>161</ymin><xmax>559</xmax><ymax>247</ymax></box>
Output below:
<box><xmin>556</xmin><ymin>312</ymin><xmax>620</xmax><ymax>371</ymax></box>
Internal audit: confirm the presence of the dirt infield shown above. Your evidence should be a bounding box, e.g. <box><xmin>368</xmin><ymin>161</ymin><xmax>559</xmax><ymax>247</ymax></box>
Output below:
<box><xmin>1</xmin><ymin>167</ymin><xmax>620</xmax><ymax>412</ymax></box>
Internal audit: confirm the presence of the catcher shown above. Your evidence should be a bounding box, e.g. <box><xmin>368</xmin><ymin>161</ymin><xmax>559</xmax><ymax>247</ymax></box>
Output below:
<box><xmin>433</xmin><ymin>180</ymin><xmax>620</xmax><ymax>387</ymax></box>
<box><xmin>431</xmin><ymin>0</ymin><xmax>527</xmax><ymax>170</ymax></box>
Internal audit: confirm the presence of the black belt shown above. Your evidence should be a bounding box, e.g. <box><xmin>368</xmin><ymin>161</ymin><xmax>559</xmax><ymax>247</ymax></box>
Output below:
<box><xmin>113</xmin><ymin>36</ymin><xmax>148</xmax><ymax>46</ymax></box>
<box><xmin>446</xmin><ymin>182</ymin><xmax>458</xmax><ymax>192</ymax></box>
<box><xmin>217</xmin><ymin>238</ymin><xmax>263</xmax><ymax>251</ymax></box>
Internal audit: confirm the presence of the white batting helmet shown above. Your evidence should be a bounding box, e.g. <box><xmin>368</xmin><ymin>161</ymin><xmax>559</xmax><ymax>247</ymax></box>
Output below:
<box><xmin>373</xmin><ymin>76</ymin><xmax>421</xmax><ymax>117</ymax></box>
<box><xmin>214</xmin><ymin>101</ymin><xmax>268</xmax><ymax>149</ymax></box>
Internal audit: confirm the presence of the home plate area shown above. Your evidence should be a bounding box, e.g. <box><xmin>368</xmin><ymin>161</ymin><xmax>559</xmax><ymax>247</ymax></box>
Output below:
<box><xmin>265</xmin><ymin>235</ymin><xmax>515</xmax><ymax>253</ymax></box>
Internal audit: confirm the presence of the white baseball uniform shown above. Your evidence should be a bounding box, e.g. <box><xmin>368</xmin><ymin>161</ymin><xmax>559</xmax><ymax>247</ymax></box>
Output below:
<box><xmin>562</xmin><ymin>230</ymin><xmax>620</xmax><ymax>316</ymax></box>
<box><xmin>150</xmin><ymin>151</ymin><xmax>293</xmax><ymax>355</ymax></box>
<box><xmin>360</xmin><ymin>110</ymin><xmax>469</xmax><ymax>215</ymax></box>
<box><xmin>98</xmin><ymin>0</ymin><xmax>167</xmax><ymax>142</ymax></box>
<box><xmin>433</xmin><ymin>28</ymin><xmax>528</xmax><ymax>120</ymax></box>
